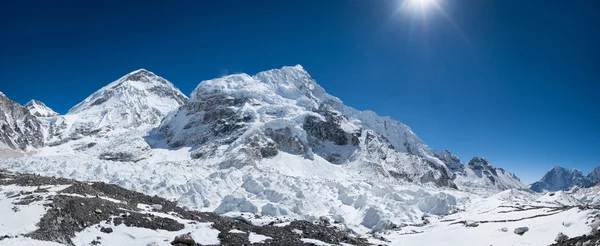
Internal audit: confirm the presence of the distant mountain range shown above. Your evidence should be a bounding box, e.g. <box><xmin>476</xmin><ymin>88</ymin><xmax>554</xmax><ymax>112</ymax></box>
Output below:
<box><xmin>530</xmin><ymin>166</ymin><xmax>600</xmax><ymax>192</ymax></box>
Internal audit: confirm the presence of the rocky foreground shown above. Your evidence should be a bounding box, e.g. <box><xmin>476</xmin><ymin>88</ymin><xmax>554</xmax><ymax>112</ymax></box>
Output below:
<box><xmin>0</xmin><ymin>169</ymin><xmax>369</xmax><ymax>246</ymax></box>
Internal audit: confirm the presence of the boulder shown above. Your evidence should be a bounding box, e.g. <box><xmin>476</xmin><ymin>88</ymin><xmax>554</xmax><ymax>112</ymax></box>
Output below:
<box><xmin>172</xmin><ymin>232</ymin><xmax>195</xmax><ymax>245</ymax></box>
<box><xmin>465</xmin><ymin>220</ymin><xmax>479</xmax><ymax>227</ymax></box>
<box><xmin>500</xmin><ymin>227</ymin><xmax>508</xmax><ymax>232</ymax></box>
<box><xmin>514</xmin><ymin>227</ymin><xmax>529</xmax><ymax>235</ymax></box>
<box><xmin>100</xmin><ymin>227</ymin><xmax>113</xmax><ymax>234</ymax></box>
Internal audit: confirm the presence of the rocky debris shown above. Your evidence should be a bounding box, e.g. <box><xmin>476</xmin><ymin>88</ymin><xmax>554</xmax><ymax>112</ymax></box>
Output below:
<box><xmin>171</xmin><ymin>232</ymin><xmax>195</xmax><ymax>245</ymax></box>
<box><xmin>0</xmin><ymin>170</ymin><xmax>370</xmax><ymax>246</ymax></box>
<box><xmin>13</xmin><ymin>194</ymin><xmax>44</xmax><ymax>205</ymax></box>
<box><xmin>514</xmin><ymin>227</ymin><xmax>529</xmax><ymax>235</ymax></box>
<box><xmin>555</xmin><ymin>232</ymin><xmax>569</xmax><ymax>242</ymax></box>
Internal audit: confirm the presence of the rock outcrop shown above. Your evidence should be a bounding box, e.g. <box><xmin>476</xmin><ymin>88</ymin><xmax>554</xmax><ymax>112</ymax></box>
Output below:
<box><xmin>0</xmin><ymin>92</ymin><xmax>44</xmax><ymax>151</ymax></box>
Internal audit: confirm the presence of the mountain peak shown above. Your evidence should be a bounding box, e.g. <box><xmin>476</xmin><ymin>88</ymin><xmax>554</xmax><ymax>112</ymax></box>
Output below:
<box><xmin>24</xmin><ymin>100</ymin><xmax>59</xmax><ymax>117</ymax></box>
<box><xmin>68</xmin><ymin>69</ymin><xmax>187</xmax><ymax>115</ymax></box>
<box><xmin>531</xmin><ymin>166</ymin><xmax>593</xmax><ymax>192</ymax></box>
<box><xmin>43</xmin><ymin>70</ymin><xmax>189</xmax><ymax>144</ymax></box>
<box><xmin>120</xmin><ymin>68</ymin><xmax>160</xmax><ymax>83</ymax></box>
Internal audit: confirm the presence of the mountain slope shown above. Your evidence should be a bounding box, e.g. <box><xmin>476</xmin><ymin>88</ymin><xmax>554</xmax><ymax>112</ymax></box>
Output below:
<box><xmin>0</xmin><ymin>92</ymin><xmax>44</xmax><ymax>152</ymax></box>
<box><xmin>25</xmin><ymin>100</ymin><xmax>59</xmax><ymax>117</ymax></box>
<box><xmin>43</xmin><ymin>69</ymin><xmax>188</xmax><ymax>145</ymax></box>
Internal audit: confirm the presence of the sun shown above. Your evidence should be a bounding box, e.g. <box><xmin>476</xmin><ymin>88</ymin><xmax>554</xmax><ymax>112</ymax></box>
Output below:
<box><xmin>402</xmin><ymin>0</ymin><xmax>441</xmax><ymax>13</ymax></box>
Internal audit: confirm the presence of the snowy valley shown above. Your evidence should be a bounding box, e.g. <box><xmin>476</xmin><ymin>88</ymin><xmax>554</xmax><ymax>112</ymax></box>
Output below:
<box><xmin>1</xmin><ymin>66</ymin><xmax>599</xmax><ymax>246</ymax></box>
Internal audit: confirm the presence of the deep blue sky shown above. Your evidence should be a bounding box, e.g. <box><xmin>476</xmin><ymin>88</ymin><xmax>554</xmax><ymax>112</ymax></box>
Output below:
<box><xmin>1</xmin><ymin>0</ymin><xmax>598</xmax><ymax>183</ymax></box>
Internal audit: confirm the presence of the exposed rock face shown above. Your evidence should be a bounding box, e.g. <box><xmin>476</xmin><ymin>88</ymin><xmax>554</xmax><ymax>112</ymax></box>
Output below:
<box><xmin>531</xmin><ymin>166</ymin><xmax>594</xmax><ymax>192</ymax></box>
<box><xmin>0</xmin><ymin>92</ymin><xmax>44</xmax><ymax>151</ymax></box>
<box><xmin>24</xmin><ymin>100</ymin><xmax>59</xmax><ymax>117</ymax></box>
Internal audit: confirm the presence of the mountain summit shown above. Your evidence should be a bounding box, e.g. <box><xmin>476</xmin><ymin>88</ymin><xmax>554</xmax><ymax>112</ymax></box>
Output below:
<box><xmin>44</xmin><ymin>69</ymin><xmax>188</xmax><ymax>145</ymax></box>
<box><xmin>24</xmin><ymin>100</ymin><xmax>59</xmax><ymax>117</ymax></box>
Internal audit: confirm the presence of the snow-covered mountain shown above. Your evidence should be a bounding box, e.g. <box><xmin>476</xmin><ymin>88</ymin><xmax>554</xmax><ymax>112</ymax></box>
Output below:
<box><xmin>452</xmin><ymin>157</ymin><xmax>526</xmax><ymax>194</ymax></box>
<box><xmin>530</xmin><ymin>166</ymin><xmax>595</xmax><ymax>192</ymax></box>
<box><xmin>24</xmin><ymin>100</ymin><xmax>59</xmax><ymax>117</ymax></box>
<box><xmin>0</xmin><ymin>65</ymin><xmax>530</xmax><ymax>235</ymax></box>
<box><xmin>587</xmin><ymin>166</ymin><xmax>600</xmax><ymax>185</ymax></box>
<box><xmin>159</xmin><ymin>65</ymin><xmax>523</xmax><ymax>192</ymax></box>
<box><xmin>42</xmin><ymin>69</ymin><xmax>188</xmax><ymax>146</ymax></box>
<box><xmin>0</xmin><ymin>92</ymin><xmax>44</xmax><ymax>153</ymax></box>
